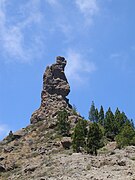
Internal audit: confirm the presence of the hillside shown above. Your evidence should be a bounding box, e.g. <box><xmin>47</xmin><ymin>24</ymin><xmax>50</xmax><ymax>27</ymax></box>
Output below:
<box><xmin>0</xmin><ymin>57</ymin><xmax>135</xmax><ymax>180</ymax></box>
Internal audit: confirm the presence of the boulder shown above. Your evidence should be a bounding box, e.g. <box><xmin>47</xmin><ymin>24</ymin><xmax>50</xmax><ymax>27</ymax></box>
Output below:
<box><xmin>61</xmin><ymin>137</ymin><xmax>72</xmax><ymax>149</ymax></box>
<box><xmin>4</xmin><ymin>146</ymin><xmax>14</xmax><ymax>153</ymax></box>
<box><xmin>0</xmin><ymin>164</ymin><xmax>6</xmax><ymax>172</ymax></box>
<box><xmin>13</xmin><ymin>129</ymin><xmax>27</xmax><ymax>137</ymax></box>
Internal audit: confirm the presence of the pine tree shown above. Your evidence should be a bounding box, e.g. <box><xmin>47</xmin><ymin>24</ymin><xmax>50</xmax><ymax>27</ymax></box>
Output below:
<box><xmin>57</xmin><ymin>109</ymin><xmax>70</xmax><ymax>136</ymax></box>
<box><xmin>121</xmin><ymin>112</ymin><xmax>129</xmax><ymax>124</ymax></box>
<box><xmin>72</xmin><ymin>119</ymin><xmax>87</xmax><ymax>152</ymax></box>
<box><xmin>116</xmin><ymin>122</ymin><xmax>135</xmax><ymax>148</ymax></box>
<box><xmin>98</xmin><ymin>106</ymin><xmax>104</xmax><ymax>126</ymax></box>
<box><xmin>114</xmin><ymin>108</ymin><xmax>126</xmax><ymax>135</ymax></box>
<box><xmin>89</xmin><ymin>101</ymin><xmax>97</xmax><ymax>122</ymax></box>
<box><xmin>95</xmin><ymin>108</ymin><xmax>99</xmax><ymax>123</ymax></box>
<box><xmin>114</xmin><ymin>109</ymin><xmax>134</xmax><ymax>136</ymax></box>
<box><xmin>104</xmin><ymin>107</ymin><xmax>115</xmax><ymax>140</ymax></box>
<box><xmin>87</xmin><ymin>122</ymin><xmax>103</xmax><ymax>155</ymax></box>
<box><xmin>114</xmin><ymin>108</ymin><xmax>121</xmax><ymax>135</ymax></box>
<box><xmin>130</xmin><ymin>119</ymin><xmax>134</xmax><ymax>128</ymax></box>
<box><xmin>72</xmin><ymin>104</ymin><xmax>77</xmax><ymax>115</ymax></box>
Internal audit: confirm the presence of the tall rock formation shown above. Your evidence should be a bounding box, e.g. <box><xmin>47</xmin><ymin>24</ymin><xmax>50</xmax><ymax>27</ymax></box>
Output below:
<box><xmin>30</xmin><ymin>56</ymin><xmax>73</xmax><ymax>124</ymax></box>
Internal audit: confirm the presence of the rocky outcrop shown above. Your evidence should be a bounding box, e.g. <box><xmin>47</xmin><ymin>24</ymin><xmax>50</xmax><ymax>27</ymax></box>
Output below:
<box><xmin>61</xmin><ymin>137</ymin><xmax>72</xmax><ymax>149</ymax></box>
<box><xmin>43</xmin><ymin>56</ymin><xmax>70</xmax><ymax>97</ymax></box>
<box><xmin>30</xmin><ymin>56</ymin><xmax>73</xmax><ymax>124</ymax></box>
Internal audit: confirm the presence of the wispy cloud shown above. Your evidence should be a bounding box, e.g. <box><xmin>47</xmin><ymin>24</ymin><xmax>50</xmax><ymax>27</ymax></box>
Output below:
<box><xmin>65</xmin><ymin>49</ymin><xmax>97</xmax><ymax>84</ymax></box>
<box><xmin>110</xmin><ymin>53</ymin><xmax>122</xmax><ymax>59</ymax></box>
<box><xmin>0</xmin><ymin>124</ymin><xmax>9</xmax><ymax>140</ymax></box>
<box><xmin>45</xmin><ymin>0</ymin><xmax>59</xmax><ymax>6</ymax></box>
<box><xmin>45</xmin><ymin>0</ymin><xmax>100</xmax><ymax>39</ymax></box>
<box><xmin>109</xmin><ymin>52</ymin><xmax>129</xmax><ymax>71</ymax></box>
<box><xmin>75</xmin><ymin>0</ymin><xmax>99</xmax><ymax>25</ymax></box>
<box><xmin>0</xmin><ymin>0</ymin><xmax>101</xmax><ymax>63</ymax></box>
<box><xmin>0</xmin><ymin>0</ymin><xmax>43</xmax><ymax>63</ymax></box>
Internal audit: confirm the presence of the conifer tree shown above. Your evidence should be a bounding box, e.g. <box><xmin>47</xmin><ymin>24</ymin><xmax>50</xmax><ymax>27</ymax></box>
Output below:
<box><xmin>114</xmin><ymin>108</ymin><xmax>134</xmax><ymax>136</ymax></box>
<box><xmin>116</xmin><ymin>122</ymin><xmax>135</xmax><ymax>148</ymax></box>
<box><xmin>121</xmin><ymin>112</ymin><xmax>128</xmax><ymax>121</ymax></box>
<box><xmin>104</xmin><ymin>107</ymin><xmax>115</xmax><ymax>140</ymax></box>
<box><xmin>114</xmin><ymin>108</ymin><xmax>122</xmax><ymax>135</ymax></box>
<box><xmin>57</xmin><ymin>109</ymin><xmax>70</xmax><ymax>136</ymax></box>
<box><xmin>130</xmin><ymin>119</ymin><xmax>134</xmax><ymax>128</ymax></box>
<box><xmin>87</xmin><ymin>122</ymin><xmax>103</xmax><ymax>155</ymax></box>
<box><xmin>72</xmin><ymin>104</ymin><xmax>77</xmax><ymax>115</ymax></box>
<box><xmin>89</xmin><ymin>101</ymin><xmax>97</xmax><ymax>122</ymax></box>
<box><xmin>72</xmin><ymin>119</ymin><xmax>87</xmax><ymax>152</ymax></box>
<box><xmin>98</xmin><ymin>106</ymin><xmax>104</xmax><ymax>126</ymax></box>
<box><xmin>95</xmin><ymin>108</ymin><xmax>99</xmax><ymax>123</ymax></box>
<box><xmin>114</xmin><ymin>108</ymin><xmax>126</xmax><ymax>135</ymax></box>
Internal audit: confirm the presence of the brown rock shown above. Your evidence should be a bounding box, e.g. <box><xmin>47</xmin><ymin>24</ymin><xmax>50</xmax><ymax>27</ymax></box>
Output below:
<box><xmin>13</xmin><ymin>128</ymin><xmax>26</xmax><ymax>137</ymax></box>
<box><xmin>4</xmin><ymin>146</ymin><xmax>14</xmax><ymax>153</ymax></box>
<box><xmin>30</xmin><ymin>56</ymin><xmax>72</xmax><ymax>124</ymax></box>
<box><xmin>117</xmin><ymin>160</ymin><xmax>126</xmax><ymax>166</ymax></box>
<box><xmin>61</xmin><ymin>137</ymin><xmax>72</xmax><ymax>149</ymax></box>
<box><xmin>0</xmin><ymin>164</ymin><xmax>6</xmax><ymax>172</ymax></box>
<box><xmin>24</xmin><ymin>165</ymin><xmax>37</xmax><ymax>173</ymax></box>
<box><xmin>43</xmin><ymin>56</ymin><xmax>70</xmax><ymax>97</ymax></box>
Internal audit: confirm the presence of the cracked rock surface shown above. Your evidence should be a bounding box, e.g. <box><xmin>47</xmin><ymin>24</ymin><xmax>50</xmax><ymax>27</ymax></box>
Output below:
<box><xmin>30</xmin><ymin>56</ymin><xmax>73</xmax><ymax>124</ymax></box>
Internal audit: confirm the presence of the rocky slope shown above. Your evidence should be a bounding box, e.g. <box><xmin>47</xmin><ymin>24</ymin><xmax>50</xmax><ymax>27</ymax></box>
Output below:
<box><xmin>0</xmin><ymin>135</ymin><xmax>135</xmax><ymax>180</ymax></box>
<box><xmin>0</xmin><ymin>56</ymin><xmax>135</xmax><ymax>180</ymax></box>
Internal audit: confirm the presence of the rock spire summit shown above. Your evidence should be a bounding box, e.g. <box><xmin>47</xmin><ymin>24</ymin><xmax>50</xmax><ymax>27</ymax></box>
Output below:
<box><xmin>43</xmin><ymin>56</ymin><xmax>70</xmax><ymax>97</ymax></box>
<box><xmin>30</xmin><ymin>56</ymin><xmax>72</xmax><ymax>124</ymax></box>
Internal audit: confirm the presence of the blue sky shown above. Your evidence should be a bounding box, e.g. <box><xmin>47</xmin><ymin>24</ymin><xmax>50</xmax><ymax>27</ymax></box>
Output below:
<box><xmin>0</xmin><ymin>0</ymin><xmax>135</xmax><ymax>139</ymax></box>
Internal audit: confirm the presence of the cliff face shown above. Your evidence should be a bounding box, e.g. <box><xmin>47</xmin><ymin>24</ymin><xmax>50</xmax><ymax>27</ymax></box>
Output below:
<box><xmin>30</xmin><ymin>56</ymin><xmax>73</xmax><ymax>124</ymax></box>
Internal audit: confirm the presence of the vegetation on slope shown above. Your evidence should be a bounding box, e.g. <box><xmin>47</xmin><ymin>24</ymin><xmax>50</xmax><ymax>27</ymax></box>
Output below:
<box><xmin>57</xmin><ymin>101</ymin><xmax>135</xmax><ymax>155</ymax></box>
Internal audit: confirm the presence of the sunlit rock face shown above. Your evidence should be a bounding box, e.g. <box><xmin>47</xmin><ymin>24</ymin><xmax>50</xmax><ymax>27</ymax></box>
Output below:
<box><xmin>42</xmin><ymin>56</ymin><xmax>70</xmax><ymax>97</ymax></box>
<box><xmin>30</xmin><ymin>56</ymin><xmax>72</xmax><ymax>124</ymax></box>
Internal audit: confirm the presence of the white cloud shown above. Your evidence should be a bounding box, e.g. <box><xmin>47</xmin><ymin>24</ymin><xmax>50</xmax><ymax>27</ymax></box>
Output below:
<box><xmin>0</xmin><ymin>0</ymin><xmax>43</xmax><ymax>63</ymax></box>
<box><xmin>0</xmin><ymin>124</ymin><xmax>9</xmax><ymax>140</ymax></box>
<box><xmin>110</xmin><ymin>53</ymin><xmax>121</xmax><ymax>59</ymax></box>
<box><xmin>65</xmin><ymin>49</ymin><xmax>97</xmax><ymax>84</ymax></box>
<box><xmin>0</xmin><ymin>0</ymin><xmax>100</xmax><ymax>63</ymax></box>
<box><xmin>109</xmin><ymin>52</ymin><xmax>129</xmax><ymax>72</ymax></box>
<box><xmin>75</xmin><ymin>0</ymin><xmax>99</xmax><ymax>24</ymax></box>
<box><xmin>45</xmin><ymin>0</ymin><xmax>58</xmax><ymax>6</ymax></box>
<box><xmin>45</xmin><ymin>0</ymin><xmax>100</xmax><ymax>39</ymax></box>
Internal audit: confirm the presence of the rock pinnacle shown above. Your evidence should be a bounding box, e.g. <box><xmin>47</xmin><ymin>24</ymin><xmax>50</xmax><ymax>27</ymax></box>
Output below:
<box><xmin>30</xmin><ymin>56</ymin><xmax>72</xmax><ymax>124</ymax></box>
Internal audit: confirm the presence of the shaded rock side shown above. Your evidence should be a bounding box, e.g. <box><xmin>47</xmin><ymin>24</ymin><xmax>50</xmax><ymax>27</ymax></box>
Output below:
<box><xmin>30</xmin><ymin>56</ymin><xmax>72</xmax><ymax>124</ymax></box>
